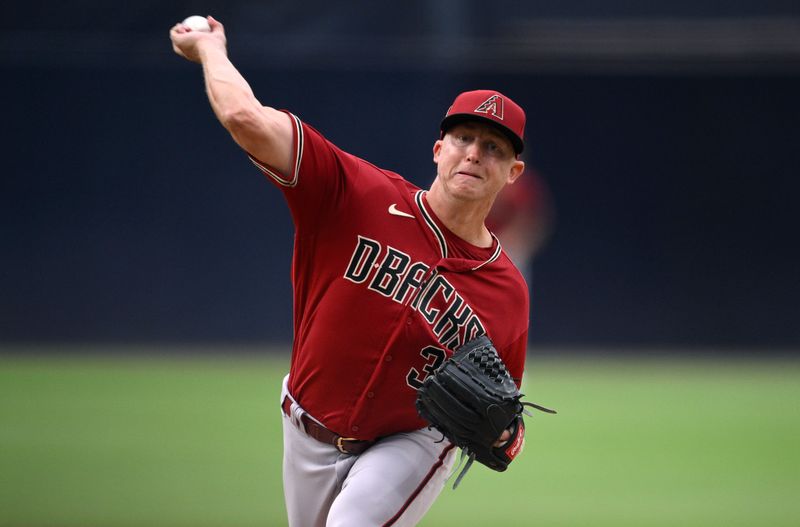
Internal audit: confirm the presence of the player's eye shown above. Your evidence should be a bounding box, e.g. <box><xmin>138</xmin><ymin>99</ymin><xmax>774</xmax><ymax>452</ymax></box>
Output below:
<box><xmin>453</xmin><ymin>130</ymin><xmax>476</xmax><ymax>143</ymax></box>
<box><xmin>485</xmin><ymin>142</ymin><xmax>504</xmax><ymax>156</ymax></box>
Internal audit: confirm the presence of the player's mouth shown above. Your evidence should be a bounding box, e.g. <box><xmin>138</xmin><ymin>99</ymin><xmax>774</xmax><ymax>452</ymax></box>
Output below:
<box><xmin>455</xmin><ymin>170</ymin><xmax>482</xmax><ymax>179</ymax></box>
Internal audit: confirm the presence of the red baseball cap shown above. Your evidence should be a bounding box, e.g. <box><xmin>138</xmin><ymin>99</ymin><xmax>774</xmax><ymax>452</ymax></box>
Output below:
<box><xmin>440</xmin><ymin>90</ymin><xmax>526</xmax><ymax>154</ymax></box>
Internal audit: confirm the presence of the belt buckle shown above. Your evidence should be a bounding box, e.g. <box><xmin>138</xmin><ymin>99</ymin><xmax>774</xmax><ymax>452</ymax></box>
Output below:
<box><xmin>336</xmin><ymin>436</ymin><xmax>358</xmax><ymax>454</ymax></box>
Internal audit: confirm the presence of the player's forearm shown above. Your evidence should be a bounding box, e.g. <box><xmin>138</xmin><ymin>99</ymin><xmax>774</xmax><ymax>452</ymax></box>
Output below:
<box><xmin>198</xmin><ymin>44</ymin><xmax>261</xmax><ymax>128</ymax></box>
<box><xmin>197</xmin><ymin>45</ymin><xmax>292</xmax><ymax>172</ymax></box>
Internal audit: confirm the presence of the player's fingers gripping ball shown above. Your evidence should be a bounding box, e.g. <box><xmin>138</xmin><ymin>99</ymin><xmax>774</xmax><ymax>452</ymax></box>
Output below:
<box><xmin>181</xmin><ymin>15</ymin><xmax>211</xmax><ymax>32</ymax></box>
<box><xmin>415</xmin><ymin>335</ymin><xmax>556</xmax><ymax>488</ymax></box>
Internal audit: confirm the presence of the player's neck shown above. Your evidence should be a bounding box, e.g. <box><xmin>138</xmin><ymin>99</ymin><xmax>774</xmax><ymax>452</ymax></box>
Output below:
<box><xmin>425</xmin><ymin>188</ymin><xmax>493</xmax><ymax>248</ymax></box>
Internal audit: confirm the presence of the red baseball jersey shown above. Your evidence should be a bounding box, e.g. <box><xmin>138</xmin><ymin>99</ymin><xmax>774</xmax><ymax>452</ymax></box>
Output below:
<box><xmin>249</xmin><ymin>112</ymin><xmax>530</xmax><ymax>441</ymax></box>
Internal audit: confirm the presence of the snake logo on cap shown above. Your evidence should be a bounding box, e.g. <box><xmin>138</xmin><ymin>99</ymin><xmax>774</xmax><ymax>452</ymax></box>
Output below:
<box><xmin>474</xmin><ymin>94</ymin><xmax>504</xmax><ymax>121</ymax></box>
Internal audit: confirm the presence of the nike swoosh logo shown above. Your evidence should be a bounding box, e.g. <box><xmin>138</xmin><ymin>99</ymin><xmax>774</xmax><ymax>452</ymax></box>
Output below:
<box><xmin>388</xmin><ymin>204</ymin><xmax>415</xmax><ymax>219</ymax></box>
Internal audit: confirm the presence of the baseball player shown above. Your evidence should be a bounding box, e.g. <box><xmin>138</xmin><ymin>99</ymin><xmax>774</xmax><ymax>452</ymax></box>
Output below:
<box><xmin>171</xmin><ymin>16</ymin><xmax>532</xmax><ymax>527</ymax></box>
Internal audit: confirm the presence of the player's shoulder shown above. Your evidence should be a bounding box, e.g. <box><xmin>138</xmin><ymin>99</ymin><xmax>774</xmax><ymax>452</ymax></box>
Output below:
<box><xmin>357</xmin><ymin>156</ymin><xmax>415</xmax><ymax>185</ymax></box>
<box><xmin>342</xmin><ymin>153</ymin><xmax>421</xmax><ymax>200</ymax></box>
<box><xmin>299</xmin><ymin>119</ymin><xmax>406</xmax><ymax>177</ymax></box>
<box><xmin>297</xmin><ymin>115</ymin><xmax>420</xmax><ymax>196</ymax></box>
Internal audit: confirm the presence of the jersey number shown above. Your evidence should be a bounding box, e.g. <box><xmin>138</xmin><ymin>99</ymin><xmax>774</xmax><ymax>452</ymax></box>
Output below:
<box><xmin>406</xmin><ymin>346</ymin><xmax>446</xmax><ymax>390</ymax></box>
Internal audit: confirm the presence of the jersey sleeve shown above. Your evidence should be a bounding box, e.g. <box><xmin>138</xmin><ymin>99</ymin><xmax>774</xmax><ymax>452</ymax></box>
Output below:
<box><xmin>247</xmin><ymin>111</ymin><xmax>362</xmax><ymax>230</ymax></box>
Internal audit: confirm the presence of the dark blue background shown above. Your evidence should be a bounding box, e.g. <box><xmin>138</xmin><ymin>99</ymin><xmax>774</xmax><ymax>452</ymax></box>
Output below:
<box><xmin>2</xmin><ymin>2</ymin><xmax>799</xmax><ymax>349</ymax></box>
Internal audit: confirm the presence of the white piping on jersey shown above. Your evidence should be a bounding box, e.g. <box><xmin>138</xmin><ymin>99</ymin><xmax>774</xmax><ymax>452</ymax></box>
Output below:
<box><xmin>415</xmin><ymin>190</ymin><xmax>448</xmax><ymax>259</ymax></box>
<box><xmin>471</xmin><ymin>234</ymin><xmax>503</xmax><ymax>271</ymax></box>
<box><xmin>248</xmin><ymin>112</ymin><xmax>304</xmax><ymax>188</ymax></box>
<box><xmin>415</xmin><ymin>190</ymin><xmax>505</xmax><ymax>271</ymax></box>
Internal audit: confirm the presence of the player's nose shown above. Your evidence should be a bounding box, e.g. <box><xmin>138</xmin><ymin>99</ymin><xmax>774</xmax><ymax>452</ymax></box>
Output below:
<box><xmin>464</xmin><ymin>141</ymin><xmax>481</xmax><ymax>163</ymax></box>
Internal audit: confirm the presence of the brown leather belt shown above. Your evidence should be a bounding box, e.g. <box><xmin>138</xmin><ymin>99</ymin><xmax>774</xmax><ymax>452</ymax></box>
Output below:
<box><xmin>281</xmin><ymin>395</ymin><xmax>374</xmax><ymax>455</ymax></box>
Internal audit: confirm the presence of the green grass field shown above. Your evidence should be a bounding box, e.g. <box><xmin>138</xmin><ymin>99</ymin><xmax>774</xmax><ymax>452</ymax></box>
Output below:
<box><xmin>1</xmin><ymin>350</ymin><xmax>799</xmax><ymax>526</ymax></box>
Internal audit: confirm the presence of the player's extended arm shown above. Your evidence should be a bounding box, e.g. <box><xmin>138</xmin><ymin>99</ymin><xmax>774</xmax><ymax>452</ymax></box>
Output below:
<box><xmin>169</xmin><ymin>16</ymin><xmax>293</xmax><ymax>175</ymax></box>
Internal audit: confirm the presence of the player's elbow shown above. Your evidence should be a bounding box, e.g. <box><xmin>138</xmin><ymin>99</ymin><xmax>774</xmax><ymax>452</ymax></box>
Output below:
<box><xmin>219</xmin><ymin>106</ymin><xmax>272</xmax><ymax>152</ymax></box>
<box><xmin>218</xmin><ymin>105</ymin><xmax>260</xmax><ymax>135</ymax></box>
<box><xmin>219</xmin><ymin>106</ymin><xmax>293</xmax><ymax>171</ymax></box>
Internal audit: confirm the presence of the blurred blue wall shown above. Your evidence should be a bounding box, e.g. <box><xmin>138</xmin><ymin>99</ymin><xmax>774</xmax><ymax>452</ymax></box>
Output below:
<box><xmin>2</xmin><ymin>2</ymin><xmax>799</xmax><ymax>348</ymax></box>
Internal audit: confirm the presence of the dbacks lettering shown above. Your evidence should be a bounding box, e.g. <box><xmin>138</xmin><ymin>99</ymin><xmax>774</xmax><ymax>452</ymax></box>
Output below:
<box><xmin>343</xmin><ymin>235</ymin><xmax>485</xmax><ymax>350</ymax></box>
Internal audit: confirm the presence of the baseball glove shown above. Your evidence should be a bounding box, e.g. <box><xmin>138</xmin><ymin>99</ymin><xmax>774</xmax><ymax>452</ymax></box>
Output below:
<box><xmin>415</xmin><ymin>335</ymin><xmax>555</xmax><ymax>488</ymax></box>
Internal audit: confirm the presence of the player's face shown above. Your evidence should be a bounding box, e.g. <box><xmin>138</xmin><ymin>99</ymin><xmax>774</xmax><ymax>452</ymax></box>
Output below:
<box><xmin>433</xmin><ymin>122</ymin><xmax>524</xmax><ymax>203</ymax></box>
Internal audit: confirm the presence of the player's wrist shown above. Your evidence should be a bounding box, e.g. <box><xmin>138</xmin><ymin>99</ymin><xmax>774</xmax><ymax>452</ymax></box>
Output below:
<box><xmin>197</xmin><ymin>41</ymin><xmax>228</xmax><ymax>62</ymax></box>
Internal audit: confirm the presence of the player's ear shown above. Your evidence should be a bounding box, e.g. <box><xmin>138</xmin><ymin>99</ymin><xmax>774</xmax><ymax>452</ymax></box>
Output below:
<box><xmin>432</xmin><ymin>140</ymin><xmax>443</xmax><ymax>163</ymax></box>
<box><xmin>507</xmin><ymin>159</ymin><xmax>525</xmax><ymax>185</ymax></box>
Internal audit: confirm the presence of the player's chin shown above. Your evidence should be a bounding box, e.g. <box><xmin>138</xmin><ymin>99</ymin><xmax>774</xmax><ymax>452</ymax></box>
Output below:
<box><xmin>450</xmin><ymin>184</ymin><xmax>489</xmax><ymax>202</ymax></box>
<box><xmin>449</xmin><ymin>177</ymin><xmax>485</xmax><ymax>194</ymax></box>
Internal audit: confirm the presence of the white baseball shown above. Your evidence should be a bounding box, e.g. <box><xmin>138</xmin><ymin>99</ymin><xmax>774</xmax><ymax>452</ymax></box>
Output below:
<box><xmin>182</xmin><ymin>15</ymin><xmax>210</xmax><ymax>32</ymax></box>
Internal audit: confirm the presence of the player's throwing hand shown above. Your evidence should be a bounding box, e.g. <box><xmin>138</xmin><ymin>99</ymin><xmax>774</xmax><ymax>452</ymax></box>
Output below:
<box><xmin>170</xmin><ymin>16</ymin><xmax>226</xmax><ymax>63</ymax></box>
